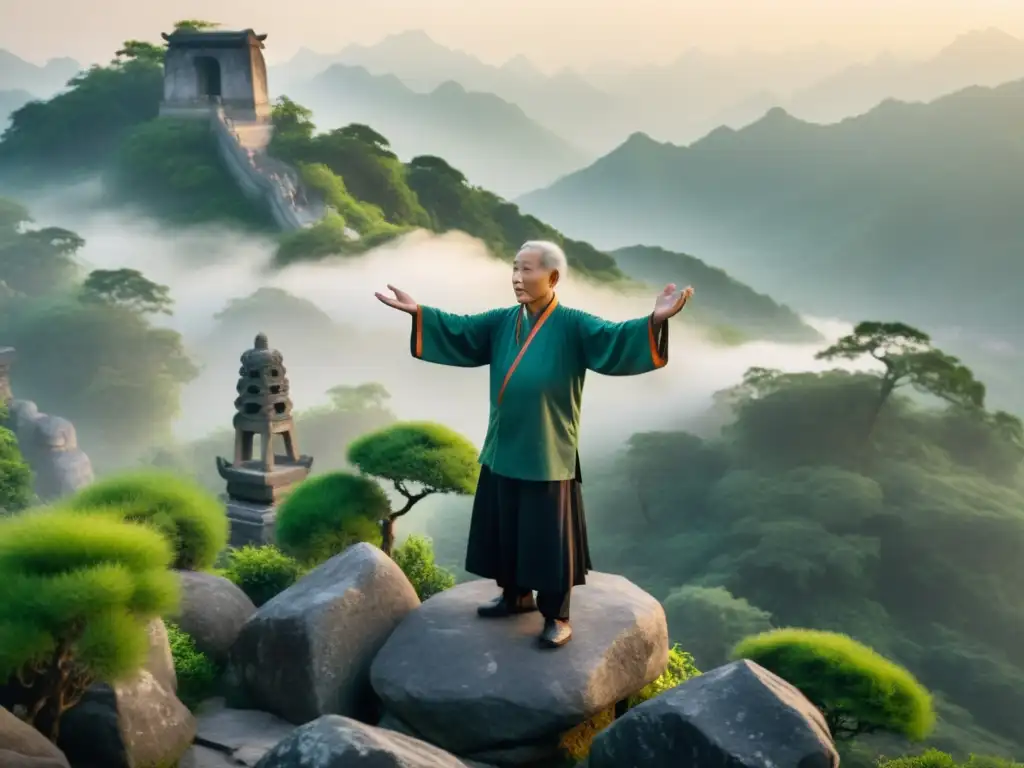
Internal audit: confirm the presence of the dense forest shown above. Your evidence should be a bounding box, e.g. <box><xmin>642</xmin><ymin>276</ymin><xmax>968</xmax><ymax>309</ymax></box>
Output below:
<box><xmin>418</xmin><ymin>323</ymin><xmax>1024</xmax><ymax>762</ymax></box>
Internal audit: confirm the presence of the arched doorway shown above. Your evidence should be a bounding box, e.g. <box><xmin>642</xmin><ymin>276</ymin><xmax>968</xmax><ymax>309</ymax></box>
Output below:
<box><xmin>194</xmin><ymin>56</ymin><xmax>222</xmax><ymax>100</ymax></box>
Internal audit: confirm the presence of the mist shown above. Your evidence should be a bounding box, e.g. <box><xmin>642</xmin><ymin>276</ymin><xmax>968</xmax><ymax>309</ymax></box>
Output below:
<box><xmin>21</xmin><ymin>181</ymin><xmax>856</xmax><ymax>466</ymax></box>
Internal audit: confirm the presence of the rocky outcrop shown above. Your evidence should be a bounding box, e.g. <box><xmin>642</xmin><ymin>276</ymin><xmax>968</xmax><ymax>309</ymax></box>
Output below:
<box><xmin>56</xmin><ymin>615</ymin><xmax>193</xmax><ymax>767</ymax></box>
<box><xmin>253</xmin><ymin>715</ymin><xmax>486</xmax><ymax>768</ymax></box>
<box><xmin>370</xmin><ymin>572</ymin><xmax>669</xmax><ymax>764</ymax></box>
<box><xmin>6</xmin><ymin>399</ymin><xmax>93</xmax><ymax>502</ymax></box>
<box><xmin>57</xmin><ymin>670</ymin><xmax>196</xmax><ymax>768</ymax></box>
<box><xmin>0</xmin><ymin>348</ymin><xmax>94</xmax><ymax>503</ymax></box>
<box><xmin>0</xmin><ymin>706</ymin><xmax>71</xmax><ymax>768</ymax></box>
<box><xmin>174</xmin><ymin>571</ymin><xmax>257</xmax><ymax>663</ymax></box>
<box><xmin>227</xmin><ymin>542</ymin><xmax>420</xmax><ymax>725</ymax></box>
<box><xmin>586</xmin><ymin>659</ymin><xmax>839</xmax><ymax>768</ymax></box>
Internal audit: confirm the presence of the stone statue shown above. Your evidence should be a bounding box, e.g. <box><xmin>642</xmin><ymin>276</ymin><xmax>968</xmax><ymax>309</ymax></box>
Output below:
<box><xmin>375</xmin><ymin>240</ymin><xmax>693</xmax><ymax>649</ymax></box>
<box><xmin>216</xmin><ymin>333</ymin><xmax>312</xmax><ymax>546</ymax></box>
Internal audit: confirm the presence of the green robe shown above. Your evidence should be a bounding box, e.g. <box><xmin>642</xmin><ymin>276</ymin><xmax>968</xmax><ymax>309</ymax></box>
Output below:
<box><xmin>410</xmin><ymin>296</ymin><xmax>669</xmax><ymax>481</ymax></box>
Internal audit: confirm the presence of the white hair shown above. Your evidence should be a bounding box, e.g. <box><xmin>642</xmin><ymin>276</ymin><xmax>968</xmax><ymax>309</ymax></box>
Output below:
<box><xmin>518</xmin><ymin>240</ymin><xmax>568</xmax><ymax>277</ymax></box>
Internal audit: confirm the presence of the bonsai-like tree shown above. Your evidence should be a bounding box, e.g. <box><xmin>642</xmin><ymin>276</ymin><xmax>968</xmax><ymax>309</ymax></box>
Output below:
<box><xmin>65</xmin><ymin>470</ymin><xmax>228</xmax><ymax>571</ymax></box>
<box><xmin>275</xmin><ymin>471</ymin><xmax>392</xmax><ymax>565</ymax></box>
<box><xmin>815</xmin><ymin>321</ymin><xmax>985</xmax><ymax>440</ymax></box>
<box><xmin>731</xmin><ymin>628</ymin><xmax>935</xmax><ymax>742</ymax></box>
<box><xmin>0</xmin><ymin>508</ymin><xmax>180</xmax><ymax>740</ymax></box>
<box><xmin>347</xmin><ymin>421</ymin><xmax>479</xmax><ymax>555</ymax></box>
<box><xmin>0</xmin><ymin>419</ymin><xmax>33</xmax><ymax>514</ymax></box>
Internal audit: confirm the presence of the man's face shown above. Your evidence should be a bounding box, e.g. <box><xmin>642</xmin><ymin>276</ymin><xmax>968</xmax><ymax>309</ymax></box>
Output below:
<box><xmin>512</xmin><ymin>249</ymin><xmax>557</xmax><ymax>304</ymax></box>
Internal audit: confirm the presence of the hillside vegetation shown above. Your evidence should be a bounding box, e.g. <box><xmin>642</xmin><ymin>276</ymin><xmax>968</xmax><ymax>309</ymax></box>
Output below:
<box><xmin>0</xmin><ymin>29</ymin><xmax>818</xmax><ymax>343</ymax></box>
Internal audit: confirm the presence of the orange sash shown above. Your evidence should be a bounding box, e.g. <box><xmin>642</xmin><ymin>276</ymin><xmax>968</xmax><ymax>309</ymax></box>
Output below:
<box><xmin>497</xmin><ymin>297</ymin><xmax>558</xmax><ymax>405</ymax></box>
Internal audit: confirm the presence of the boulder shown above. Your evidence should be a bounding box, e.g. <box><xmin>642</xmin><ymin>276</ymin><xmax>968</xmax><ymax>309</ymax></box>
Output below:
<box><xmin>228</xmin><ymin>543</ymin><xmax>420</xmax><ymax>725</ymax></box>
<box><xmin>174</xmin><ymin>570</ymin><xmax>257</xmax><ymax>662</ymax></box>
<box><xmin>252</xmin><ymin>715</ymin><xmax>482</xmax><ymax>768</ymax></box>
<box><xmin>194</xmin><ymin>697</ymin><xmax>296</xmax><ymax>766</ymax></box>
<box><xmin>370</xmin><ymin>572</ymin><xmax>668</xmax><ymax>757</ymax></box>
<box><xmin>145</xmin><ymin>618</ymin><xmax>177</xmax><ymax>693</ymax></box>
<box><xmin>0</xmin><ymin>706</ymin><xmax>71</xmax><ymax>768</ymax></box>
<box><xmin>57</xmin><ymin>670</ymin><xmax>196</xmax><ymax>768</ymax></box>
<box><xmin>587</xmin><ymin>659</ymin><xmax>839</xmax><ymax>768</ymax></box>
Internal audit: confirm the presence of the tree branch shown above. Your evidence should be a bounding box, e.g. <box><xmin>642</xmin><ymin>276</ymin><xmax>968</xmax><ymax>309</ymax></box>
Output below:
<box><xmin>390</xmin><ymin>488</ymin><xmax>436</xmax><ymax>519</ymax></box>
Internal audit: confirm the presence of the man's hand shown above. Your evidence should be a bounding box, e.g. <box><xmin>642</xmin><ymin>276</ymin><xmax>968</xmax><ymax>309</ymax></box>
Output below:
<box><xmin>652</xmin><ymin>284</ymin><xmax>693</xmax><ymax>324</ymax></box>
<box><xmin>375</xmin><ymin>284</ymin><xmax>418</xmax><ymax>314</ymax></box>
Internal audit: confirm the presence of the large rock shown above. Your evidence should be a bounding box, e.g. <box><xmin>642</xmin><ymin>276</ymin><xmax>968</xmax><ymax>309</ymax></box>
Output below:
<box><xmin>0</xmin><ymin>706</ymin><xmax>71</xmax><ymax>768</ymax></box>
<box><xmin>253</xmin><ymin>715</ymin><xmax>482</xmax><ymax>768</ymax></box>
<box><xmin>228</xmin><ymin>543</ymin><xmax>420</xmax><ymax>725</ymax></box>
<box><xmin>194</xmin><ymin>698</ymin><xmax>296</xmax><ymax>766</ymax></box>
<box><xmin>587</xmin><ymin>659</ymin><xmax>839</xmax><ymax>768</ymax></box>
<box><xmin>370</xmin><ymin>572</ymin><xmax>668</xmax><ymax>757</ymax></box>
<box><xmin>57</xmin><ymin>670</ymin><xmax>196</xmax><ymax>768</ymax></box>
<box><xmin>174</xmin><ymin>570</ymin><xmax>257</xmax><ymax>662</ymax></box>
<box><xmin>144</xmin><ymin>618</ymin><xmax>177</xmax><ymax>693</ymax></box>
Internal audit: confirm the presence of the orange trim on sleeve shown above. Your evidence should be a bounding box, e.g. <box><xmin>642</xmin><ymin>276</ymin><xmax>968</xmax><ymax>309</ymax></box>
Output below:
<box><xmin>498</xmin><ymin>297</ymin><xmax>559</xmax><ymax>404</ymax></box>
<box><xmin>648</xmin><ymin>315</ymin><xmax>667</xmax><ymax>369</ymax></box>
<box><xmin>414</xmin><ymin>305</ymin><xmax>424</xmax><ymax>358</ymax></box>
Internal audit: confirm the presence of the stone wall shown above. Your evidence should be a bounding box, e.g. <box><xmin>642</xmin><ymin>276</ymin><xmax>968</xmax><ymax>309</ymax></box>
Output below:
<box><xmin>211</xmin><ymin>107</ymin><xmax>326</xmax><ymax>232</ymax></box>
<box><xmin>0</xmin><ymin>347</ymin><xmax>94</xmax><ymax>502</ymax></box>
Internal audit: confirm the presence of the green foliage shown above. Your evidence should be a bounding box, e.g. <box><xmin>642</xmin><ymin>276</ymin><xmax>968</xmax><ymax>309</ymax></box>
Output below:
<box><xmin>109</xmin><ymin>118</ymin><xmax>270</xmax><ymax>227</ymax></box>
<box><xmin>628</xmin><ymin>644</ymin><xmax>702</xmax><ymax>707</ymax></box>
<box><xmin>348</xmin><ymin>421</ymin><xmax>480</xmax><ymax>497</ymax></box>
<box><xmin>348</xmin><ymin>421</ymin><xmax>480</xmax><ymax>553</ymax></box>
<box><xmin>732</xmin><ymin>628</ymin><xmax>935</xmax><ymax>742</ymax></box>
<box><xmin>663</xmin><ymin>585</ymin><xmax>774</xmax><ymax>669</ymax></box>
<box><xmin>222</xmin><ymin>545</ymin><xmax>305</xmax><ymax>606</ymax></box>
<box><xmin>392</xmin><ymin>534</ymin><xmax>455</xmax><ymax>600</ymax></box>
<box><xmin>0</xmin><ymin>508</ymin><xmax>180</xmax><ymax>738</ymax></box>
<box><xmin>0</xmin><ymin>202</ymin><xmax>83</xmax><ymax>297</ymax></box>
<box><xmin>817</xmin><ymin>323</ymin><xmax>987</xmax><ymax>443</ymax></box>
<box><xmin>65</xmin><ymin>471</ymin><xmax>229</xmax><ymax>571</ymax></box>
<box><xmin>166</xmin><ymin>621</ymin><xmax>219</xmax><ymax>710</ymax></box>
<box><xmin>275</xmin><ymin>472</ymin><xmax>390</xmax><ymax>565</ymax></box>
<box><xmin>0</xmin><ymin>285</ymin><xmax>198</xmax><ymax>466</ymax></box>
<box><xmin>877</xmin><ymin>751</ymin><xmax>1024</xmax><ymax>768</ymax></box>
<box><xmin>79</xmin><ymin>268</ymin><xmax>173</xmax><ymax>315</ymax></box>
<box><xmin>0</xmin><ymin>58</ymin><xmax>162</xmax><ymax>177</ymax></box>
<box><xmin>0</xmin><ymin>424</ymin><xmax>34</xmax><ymax>514</ymax></box>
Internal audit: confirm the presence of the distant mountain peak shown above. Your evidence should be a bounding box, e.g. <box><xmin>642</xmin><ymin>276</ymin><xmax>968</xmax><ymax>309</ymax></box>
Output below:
<box><xmin>937</xmin><ymin>27</ymin><xmax>1024</xmax><ymax>60</ymax></box>
<box><xmin>501</xmin><ymin>54</ymin><xmax>541</xmax><ymax>78</ymax></box>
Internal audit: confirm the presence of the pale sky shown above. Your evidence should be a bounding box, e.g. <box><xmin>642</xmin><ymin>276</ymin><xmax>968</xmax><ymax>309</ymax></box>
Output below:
<box><xmin>3</xmin><ymin>0</ymin><xmax>1024</xmax><ymax>70</ymax></box>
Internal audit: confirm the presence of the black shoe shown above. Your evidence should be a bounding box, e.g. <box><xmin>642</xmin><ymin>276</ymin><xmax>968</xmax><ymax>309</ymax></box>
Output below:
<box><xmin>539</xmin><ymin>619</ymin><xmax>573</xmax><ymax>648</ymax></box>
<box><xmin>477</xmin><ymin>593</ymin><xmax>537</xmax><ymax>618</ymax></box>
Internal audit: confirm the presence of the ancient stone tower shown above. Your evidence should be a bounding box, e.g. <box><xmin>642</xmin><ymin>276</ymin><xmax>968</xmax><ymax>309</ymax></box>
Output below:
<box><xmin>216</xmin><ymin>333</ymin><xmax>313</xmax><ymax>546</ymax></box>
<box><xmin>159</xmin><ymin>27</ymin><xmax>271</xmax><ymax>121</ymax></box>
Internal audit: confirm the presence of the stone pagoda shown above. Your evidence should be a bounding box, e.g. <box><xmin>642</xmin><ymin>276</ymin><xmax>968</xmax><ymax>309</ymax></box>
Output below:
<box><xmin>216</xmin><ymin>333</ymin><xmax>313</xmax><ymax>546</ymax></box>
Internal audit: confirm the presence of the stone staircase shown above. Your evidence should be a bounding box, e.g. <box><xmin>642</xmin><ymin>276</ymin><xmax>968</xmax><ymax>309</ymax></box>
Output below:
<box><xmin>212</xmin><ymin>107</ymin><xmax>326</xmax><ymax>232</ymax></box>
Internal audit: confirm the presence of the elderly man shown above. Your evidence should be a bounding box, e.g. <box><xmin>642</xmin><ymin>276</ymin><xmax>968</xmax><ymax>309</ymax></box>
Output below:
<box><xmin>376</xmin><ymin>240</ymin><xmax>692</xmax><ymax>648</ymax></box>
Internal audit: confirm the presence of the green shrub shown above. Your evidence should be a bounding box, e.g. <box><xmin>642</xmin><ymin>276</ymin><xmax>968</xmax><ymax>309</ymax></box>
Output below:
<box><xmin>392</xmin><ymin>534</ymin><xmax>455</xmax><ymax>600</ymax></box>
<box><xmin>0</xmin><ymin>507</ymin><xmax>180</xmax><ymax>739</ymax></box>
<box><xmin>223</xmin><ymin>545</ymin><xmax>306</xmax><ymax>606</ymax></box>
<box><xmin>628</xmin><ymin>644</ymin><xmax>702</xmax><ymax>707</ymax></box>
<box><xmin>561</xmin><ymin>644</ymin><xmax>701</xmax><ymax>763</ymax></box>
<box><xmin>64</xmin><ymin>470</ymin><xmax>228</xmax><ymax>570</ymax></box>
<box><xmin>732</xmin><ymin>628</ymin><xmax>935</xmax><ymax>742</ymax></box>
<box><xmin>0</xmin><ymin>424</ymin><xmax>33</xmax><ymax>514</ymax></box>
<box><xmin>166</xmin><ymin>621</ymin><xmax>219</xmax><ymax>710</ymax></box>
<box><xmin>275</xmin><ymin>471</ymin><xmax>389</xmax><ymax>565</ymax></box>
<box><xmin>877</xmin><ymin>750</ymin><xmax>1024</xmax><ymax>768</ymax></box>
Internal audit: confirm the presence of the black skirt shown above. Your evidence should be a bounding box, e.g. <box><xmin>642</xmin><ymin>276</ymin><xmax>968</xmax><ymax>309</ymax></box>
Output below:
<box><xmin>464</xmin><ymin>459</ymin><xmax>592</xmax><ymax>595</ymax></box>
